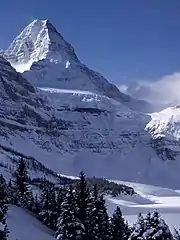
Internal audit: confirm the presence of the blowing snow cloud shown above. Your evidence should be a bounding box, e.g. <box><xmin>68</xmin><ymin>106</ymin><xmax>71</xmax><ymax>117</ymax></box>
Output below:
<box><xmin>119</xmin><ymin>72</ymin><xmax>180</xmax><ymax>105</ymax></box>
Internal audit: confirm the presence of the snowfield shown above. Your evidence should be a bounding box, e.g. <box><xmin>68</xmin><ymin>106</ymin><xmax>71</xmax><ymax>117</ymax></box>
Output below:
<box><xmin>106</xmin><ymin>180</ymin><xmax>180</xmax><ymax>231</ymax></box>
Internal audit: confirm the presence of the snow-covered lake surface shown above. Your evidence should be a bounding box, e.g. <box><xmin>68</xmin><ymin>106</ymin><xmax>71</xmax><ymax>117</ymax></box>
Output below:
<box><xmin>106</xmin><ymin>180</ymin><xmax>180</xmax><ymax>231</ymax></box>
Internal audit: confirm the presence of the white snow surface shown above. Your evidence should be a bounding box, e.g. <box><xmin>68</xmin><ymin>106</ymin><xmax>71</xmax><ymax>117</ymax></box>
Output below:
<box><xmin>106</xmin><ymin>180</ymin><xmax>180</xmax><ymax>231</ymax></box>
<box><xmin>7</xmin><ymin>205</ymin><xmax>55</xmax><ymax>240</ymax></box>
<box><xmin>146</xmin><ymin>106</ymin><xmax>180</xmax><ymax>140</ymax></box>
<box><xmin>4</xmin><ymin>19</ymin><xmax>74</xmax><ymax>66</ymax></box>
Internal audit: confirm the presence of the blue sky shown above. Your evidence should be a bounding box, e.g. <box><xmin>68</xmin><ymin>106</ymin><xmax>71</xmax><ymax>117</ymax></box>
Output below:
<box><xmin>1</xmin><ymin>0</ymin><xmax>180</xmax><ymax>85</ymax></box>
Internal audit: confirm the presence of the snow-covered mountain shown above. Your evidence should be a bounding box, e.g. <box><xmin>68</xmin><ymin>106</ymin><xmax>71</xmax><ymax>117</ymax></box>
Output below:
<box><xmin>2</xmin><ymin>19</ymin><xmax>151</xmax><ymax>112</ymax></box>
<box><xmin>0</xmin><ymin>54</ymin><xmax>179</xmax><ymax>188</ymax></box>
<box><xmin>146</xmin><ymin>106</ymin><xmax>180</xmax><ymax>140</ymax></box>
<box><xmin>145</xmin><ymin>106</ymin><xmax>180</xmax><ymax>162</ymax></box>
<box><xmin>1</xmin><ymin>19</ymin><xmax>180</xmax><ymax>190</ymax></box>
<box><xmin>2</xmin><ymin>18</ymin><xmax>180</xmax><ymax>240</ymax></box>
<box><xmin>0</xmin><ymin>55</ymin><xmax>146</xmax><ymax>180</ymax></box>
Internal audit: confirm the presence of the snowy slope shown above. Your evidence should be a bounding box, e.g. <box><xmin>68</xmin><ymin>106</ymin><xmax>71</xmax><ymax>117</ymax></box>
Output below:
<box><xmin>2</xmin><ymin>19</ymin><xmax>151</xmax><ymax>112</ymax></box>
<box><xmin>145</xmin><ymin>106</ymin><xmax>180</xmax><ymax>163</ymax></box>
<box><xmin>146</xmin><ymin>106</ymin><xmax>180</xmax><ymax>140</ymax></box>
<box><xmin>1</xmin><ymin>55</ymin><xmax>180</xmax><ymax>188</ymax></box>
<box><xmin>7</xmin><ymin>205</ymin><xmax>55</xmax><ymax>240</ymax></box>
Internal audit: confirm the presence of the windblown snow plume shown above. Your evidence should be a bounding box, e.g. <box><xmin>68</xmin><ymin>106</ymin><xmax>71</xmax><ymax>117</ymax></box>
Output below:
<box><xmin>119</xmin><ymin>72</ymin><xmax>180</xmax><ymax>105</ymax></box>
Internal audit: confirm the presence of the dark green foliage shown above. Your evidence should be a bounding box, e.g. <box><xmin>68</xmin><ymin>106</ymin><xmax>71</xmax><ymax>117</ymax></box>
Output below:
<box><xmin>26</xmin><ymin>190</ymin><xmax>35</xmax><ymax>212</ymax></box>
<box><xmin>0</xmin><ymin>175</ymin><xmax>7</xmax><ymax>207</ymax></box>
<box><xmin>87</xmin><ymin>177</ymin><xmax>135</xmax><ymax>196</ymax></box>
<box><xmin>32</xmin><ymin>194</ymin><xmax>41</xmax><ymax>214</ymax></box>
<box><xmin>129</xmin><ymin>211</ymin><xmax>173</xmax><ymax>240</ymax></box>
<box><xmin>39</xmin><ymin>184</ymin><xmax>58</xmax><ymax>230</ymax></box>
<box><xmin>56</xmin><ymin>188</ymin><xmax>65</xmax><ymax>217</ymax></box>
<box><xmin>88</xmin><ymin>184</ymin><xmax>107</xmax><ymax>240</ymax></box>
<box><xmin>6</xmin><ymin>180</ymin><xmax>14</xmax><ymax>204</ymax></box>
<box><xmin>148</xmin><ymin>210</ymin><xmax>173</xmax><ymax>240</ymax></box>
<box><xmin>94</xmin><ymin>194</ymin><xmax>111</xmax><ymax>240</ymax></box>
<box><xmin>88</xmin><ymin>184</ymin><xmax>99</xmax><ymax>240</ymax></box>
<box><xmin>56</xmin><ymin>185</ymin><xmax>85</xmax><ymax>240</ymax></box>
<box><xmin>75</xmin><ymin>171</ymin><xmax>92</xmax><ymax>239</ymax></box>
<box><xmin>13</xmin><ymin>158</ymin><xmax>30</xmax><ymax>207</ymax></box>
<box><xmin>0</xmin><ymin>175</ymin><xmax>8</xmax><ymax>240</ymax></box>
<box><xmin>129</xmin><ymin>213</ymin><xmax>146</xmax><ymax>240</ymax></box>
<box><xmin>174</xmin><ymin>228</ymin><xmax>180</xmax><ymax>240</ymax></box>
<box><xmin>111</xmin><ymin>206</ymin><xmax>131</xmax><ymax>240</ymax></box>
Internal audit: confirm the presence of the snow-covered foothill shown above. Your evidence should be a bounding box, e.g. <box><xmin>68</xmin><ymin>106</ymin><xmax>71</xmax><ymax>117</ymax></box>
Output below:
<box><xmin>7</xmin><ymin>205</ymin><xmax>55</xmax><ymax>240</ymax></box>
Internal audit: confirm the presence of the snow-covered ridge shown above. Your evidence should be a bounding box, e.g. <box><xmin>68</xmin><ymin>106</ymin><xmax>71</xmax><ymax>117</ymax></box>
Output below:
<box><xmin>2</xmin><ymin>19</ymin><xmax>151</xmax><ymax>112</ymax></box>
<box><xmin>3</xmin><ymin>19</ymin><xmax>77</xmax><ymax>67</ymax></box>
<box><xmin>146</xmin><ymin>106</ymin><xmax>180</xmax><ymax>140</ymax></box>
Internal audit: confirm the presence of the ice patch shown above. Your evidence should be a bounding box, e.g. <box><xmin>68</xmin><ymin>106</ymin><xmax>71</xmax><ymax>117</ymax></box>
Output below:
<box><xmin>65</xmin><ymin>60</ymin><xmax>70</xmax><ymax>69</ymax></box>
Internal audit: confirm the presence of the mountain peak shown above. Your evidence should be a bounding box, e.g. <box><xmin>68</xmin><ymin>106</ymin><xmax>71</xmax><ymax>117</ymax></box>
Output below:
<box><xmin>4</xmin><ymin>19</ymin><xmax>77</xmax><ymax>70</ymax></box>
<box><xmin>2</xmin><ymin>19</ymin><xmax>151</xmax><ymax>112</ymax></box>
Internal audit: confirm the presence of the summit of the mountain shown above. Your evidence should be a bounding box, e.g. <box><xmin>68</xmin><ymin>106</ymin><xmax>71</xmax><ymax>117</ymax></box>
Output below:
<box><xmin>2</xmin><ymin>19</ymin><xmax>151</xmax><ymax>112</ymax></box>
<box><xmin>3</xmin><ymin>19</ymin><xmax>78</xmax><ymax>66</ymax></box>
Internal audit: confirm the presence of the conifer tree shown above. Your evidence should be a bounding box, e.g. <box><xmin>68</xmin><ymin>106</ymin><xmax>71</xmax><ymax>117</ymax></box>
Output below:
<box><xmin>129</xmin><ymin>213</ymin><xmax>146</xmax><ymax>239</ymax></box>
<box><xmin>75</xmin><ymin>171</ymin><xmax>92</xmax><ymax>239</ymax></box>
<box><xmin>56</xmin><ymin>188</ymin><xmax>65</xmax><ymax>217</ymax></box>
<box><xmin>32</xmin><ymin>194</ymin><xmax>41</xmax><ymax>214</ymax></box>
<box><xmin>26</xmin><ymin>190</ymin><xmax>35</xmax><ymax>212</ymax></box>
<box><xmin>13</xmin><ymin>158</ymin><xmax>30</xmax><ymax>207</ymax></box>
<box><xmin>6</xmin><ymin>180</ymin><xmax>14</xmax><ymax>204</ymax></box>
<box><xmin>56</xmin><ymin>185</ymin><xmax>84</xmax><ymax>240</ymax></box>
<box><xmin>88</xmin><ymin>184</ymin><xmax>99</xmax><ymax>240</ymax></box>
<box><xmin>39</xmin><ymin>184</ymin><xmax>58</xmax><ymax>230</ymax></box>
<box><xmin>48</xmin><ymin>185</ymin><xmax>58</xmax><ymax>230</ymax></box>
<box><xmin>129</xmin><ymin>211</ymin><xmax>173</xmax><ymax>240</ymax></box>
<box><xmin>88</xmin><ymin>184</ymin><xmax>111</xmax><ymax>240</ymax></box>
<box><xmin>96</xmin><ymin>194</ymin><xmax>111</xmax><ymax>240</ymax></box>
<box><xmin>39</xmin><ymin>186</ymin><xmax>50</xmax><ymax>226</ymax></box>
<box><xmin>111</xmin><ymin>206</ymin><xmax>130</xmax><ymax>240</ymax></box>
<box><xmin>0</xmin><ymin>175</ymin><xmax>8</xmax><ymax>240</ymax></box>
<box><xmin>174</xmin><ymin>228</ymin><xmax>180</xmax><ymax>240</ymax></box>
<box><xmin>0</xmin><ymin>175</ymin><xmax>7</xmax><ymax>194</ymax></box>
<box><xmin>144</xmin><ymin>210</ymin><xmax>173</xmax><ymax>240</ymax></box>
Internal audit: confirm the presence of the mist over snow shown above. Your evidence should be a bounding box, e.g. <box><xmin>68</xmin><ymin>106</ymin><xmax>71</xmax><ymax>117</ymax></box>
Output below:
<box><xmin>118</xmin><ymin>72</ymin><xmax>180</xmax><ymax>106</ymax></box>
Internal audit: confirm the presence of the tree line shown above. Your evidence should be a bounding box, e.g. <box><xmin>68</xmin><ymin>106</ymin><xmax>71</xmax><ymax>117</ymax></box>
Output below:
<box><xmin>0</xmin><ymin>158</ymin><xmax>180</xmax><ymax>239</ymax></box>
